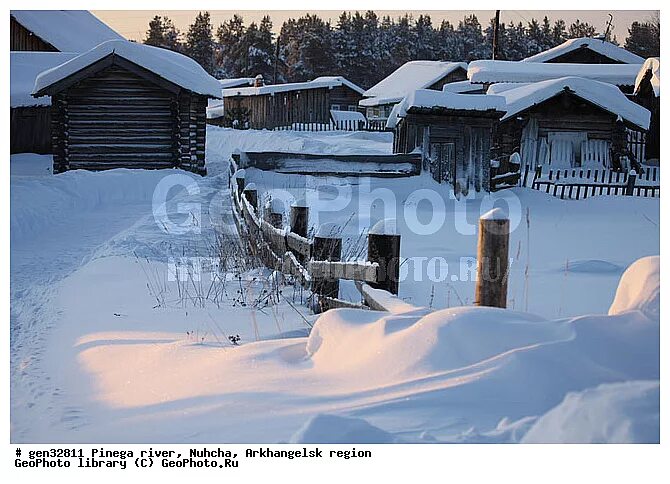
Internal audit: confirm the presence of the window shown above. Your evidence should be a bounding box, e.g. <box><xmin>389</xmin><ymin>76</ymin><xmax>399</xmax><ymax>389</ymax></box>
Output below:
<box><xmin>347</xmin><ymin>105</ymin><xmax>358</xmax><ymax>112</ymax></box>
<box><xmin>330</xmin><ymin>104</ymin><xmax>341</xmax><ymax>111</ymax></box>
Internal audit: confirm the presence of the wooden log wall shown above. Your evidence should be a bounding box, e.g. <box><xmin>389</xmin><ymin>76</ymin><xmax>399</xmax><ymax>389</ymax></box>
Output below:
<box><xmin>10</xmin><ymin>107</ymin><xmax>52</xmax><ymax>154</ymax></box>
<box><xmin>51</xmin><ymin>64</ymin><xmax>207</xmax><ymax>174</ymax></box>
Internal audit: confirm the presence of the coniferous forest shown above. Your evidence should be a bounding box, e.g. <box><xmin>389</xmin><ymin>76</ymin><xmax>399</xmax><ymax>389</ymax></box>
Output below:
<box><xmin>143</xmin><ymin>11</ymin><xmax>660</xmax><ymax>89</ymax></box>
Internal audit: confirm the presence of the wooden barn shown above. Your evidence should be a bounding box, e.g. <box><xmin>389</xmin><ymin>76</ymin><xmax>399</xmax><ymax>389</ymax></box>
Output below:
<box><xmin>389</xmin><ymin>90</ymin><xmax>505</xmax><ymax>195</ymax></box>
<box><xmin>32</xmin><ymin>40</ymin><xmax>221</xmax><ymax>174</ymax></box>
<box><xmin>360</xmin><ymin>61</ymin><xmax>468</xmax><ymax>124</ymax></box>
<box><xmin>494</xmin><ymin>77</ymin><xmax>651</xmax><ymax>170</ymax></box>
<box><xmin>220</xmin><ymin>76</ymin><xmax>364</xmax><ymax>129</ymax></box>
<box><xmin>522</xmin><ymin>37</ymin><xmax>644</xmax><ymax>64</ymax></box>
<box><xmin>634</xmin><ymin>58</ymin><xmax>660</xmax><ymax>162</ymax></box>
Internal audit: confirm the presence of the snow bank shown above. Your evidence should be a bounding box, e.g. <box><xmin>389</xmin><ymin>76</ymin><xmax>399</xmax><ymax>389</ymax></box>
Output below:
<box><xmin>363</xmin><ymin>60</ymin><xmax>467</xmax><ymax>100</ymax></box>
<box><xmin>33</xmin><ymin>40</ymin><xmax>221</xmax><ymax>98</ymax></box>
<box><xmin>522</xmin><ymin>380</ymin><xmax>659</xmax><ymax>443</ymax></box>
<box><xmin>290</xmin><ymin>414</ymin><xmax>395</xmax><ymax>443</ymax></box>
<box><xmin>499</xmin><ymin>77</ymin><xmax>650</xmax><ymax>129</ymax></box>
<box><xmin>468</xmin><ymin>60</ymin><xmax>641</xmax><ymax>87</ymax></box>
<box><xmin>608</xmin><ymin>255</ymin><xmax>659</xmax><ymax>319</ymax></box>
<box><xmin>11</xmin><ymin>52</ymin><xmax>78</xmax><ymax>107</ymax></box>
<box><xmin>11</xmin><ymin>10</ymin><xmax>123</xmax><ymax>52</ymax></box>
<box><xmin>522</xmin><ymin>37</ymin><xmax>644</xmax><ymax>64</ymax></box>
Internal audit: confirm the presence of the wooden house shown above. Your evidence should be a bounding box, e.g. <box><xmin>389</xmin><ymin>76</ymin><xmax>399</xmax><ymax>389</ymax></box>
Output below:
<box><xmin>634</xmin><ymin>58</ymin><xmax>660</xmax><ymax>162</ymax></box>
<box><xmin>494</xmin><ymin>77</ymin><xmax>651</xmax><ymax>170</ymax></box>
<box><xmin>32</xmin><ymin>40</ymin><xmax>221</xmax><ymax>174</ymax></box>
<box><xmin>207</xmin><ymin>77</ymin><xmax>256</xmax><ymax>126</ymax></box>
<box><xmin>10</xmin><ymin>10</ymin><xmax>124</xmax><ymax>154</ymax></box>
<box><xmin>389</xmin><ymin>90</ymin><xmax>505</xmax><ymax>195</ymax></box>
<box><xmin>220</xmin><ymin>76</ymin><xmax>364</xmax><ymax>129</ymax></box>
<box><xmin>522</xmin><ymin>37</ymin><xmax>644</xmax><ymax>64</ymax></box>
<box><xmin>360</xmin><ymin>61</ymin><xmax>468</xmax><ymax>124</ymax></box>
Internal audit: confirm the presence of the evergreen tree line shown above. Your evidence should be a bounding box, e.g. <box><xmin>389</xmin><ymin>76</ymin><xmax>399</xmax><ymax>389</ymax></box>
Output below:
<box><xmin>144</xmin><ymin>11</ymin><xmax>660</xmax><ymax>89</ymax></box>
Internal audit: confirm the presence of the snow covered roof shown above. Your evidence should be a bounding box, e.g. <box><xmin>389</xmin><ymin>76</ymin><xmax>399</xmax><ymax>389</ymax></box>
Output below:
<box><xmin>33</xmin><ymin>40</ymin><xmax>222</xmax><ymax>98</ymax></box>
<box><xmin>386</xmin><ymin>89</ymin><xmax>505</xmax><ymax>128</ymax></box>
<box><xmin>486</xmin><ymin>82</ymin><xmax>532</xmax><ymax>95</ymax></box>
<box><xmin>206</xmin><ymin>100</ymin><xmax>225</xmax><ymax>119</ymax></box>
<box><xmin>11</xmin><ymin>10</ymin><xmax>124</xmax><ymax>53</ymax></box>
<box><xmin>222</xmin><ymin>76</ymin><xmax>364</xmax><ymax>97</ymax></box>
<box><xmin>635</xmin><ymin>58</ymin><xmax>660</xmax><ymax>97</ymax></box>
<box><xmin>363</xmin><ymin>61</ymin><xmax>467</xmax><ymax>102</ymax></box>
<box><xmin>442</xmin><ymin>80</ymin><xmax>486</xmax><ymax>94</ymax></box>
<box><xmin>522</xmin><ymin>37</ymin><xmax>644</xmax><ymax>64</ymax></box>
<box><xmin>468</xmin><ymin>60</ymin><xmax>642</xmax><ymax>87</ymax></box>
<box><xmin>11</xmin><ymin>52</ymin><xmax>78</xmax><ymax>107</ymax></box>
<box><xmin>330</xmin><ymin>109</ymin><xmax>366</xmax><ymax>124</ymax></box>
<box><xmin>219</xmin><ymin>78</ymin><xmax>255</xmax><ymax>89</ymax></box>
<box><xmin>498</xmin><ymin>77</ymin><xmax>650</xmax><ymax>130</ymax></box>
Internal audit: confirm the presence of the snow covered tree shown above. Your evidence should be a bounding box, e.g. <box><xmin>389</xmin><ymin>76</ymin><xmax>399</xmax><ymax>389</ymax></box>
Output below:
<box><xmin>436</xmin><ymin>19</ymin><xmax>459</xmax><ymax>61</ymax></box>
<box><xmin>415</xmin><ymin>15</ymin><xmax>436</xmax><ymax>60</ymax></box>
<box><xmin>568</xmin><ymin>19</ymin><xmax>596</xmax><ymax>38</ymax></box>
<box><xmin>144</xmin><ymin>16</ymin><xmax>181</xmax><ymax>51</ymax></box>
<box><xmin>185</xmin><ymin>11</ymin><xmax>215</xmax><ymax>74</ymax></box>
<box><xmin>455</xmin><ymin>15</ymin><xmax>488</xmax><ymax>61</ymax></box>
<box><xmin>238</xmin><ymin>17</ymin><xmax>275</xmax><ymax>80</ymax></box>
<box><xmin>552</xmin><ymin>19</ymin><xmax>568</xmax><ymax>45</ymax></box>
<box><xmin>216</xmin><ymin>14</ymin><xmax>245</xmax><ymax>77</ymax></box>
<box><xmin>279</xmin><ymin>14</ymin><xmax>334</xmax><ymax>82</ymax></box>
<box><xmin>625</xmin><ymin>17</ymin><xmax>660</xmax><ymax>58</ymax></box>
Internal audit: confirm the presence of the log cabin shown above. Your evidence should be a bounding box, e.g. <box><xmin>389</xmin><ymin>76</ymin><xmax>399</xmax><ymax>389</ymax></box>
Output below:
<box><xmin>388</xmin><ymin>90</ymin><xmax>505</xmax><ymax>195</ymax></box>
<box><xmin>634</xmin><ymin>58</ymin><xmax>660</xmax><ymax>163</ymax></box>
<box><xmin>10</xmin><ymin>10</ymin><xmax>124</xmax><ymax>154</ymax></box>
<box><xmin>493</xmin><ymin>77</ymin><xmax>651</xmax><ymax>170</ymax></box>
<box><xmin>32</xmin><ymin>40</ymin><xmax>221</xmax><ymax>174</ymax></box>
<box><xmin>220</xmin><ymin>76</ymin><xmax>364</xmax><ymax>129</ymax></box>
<box><xmin>522</xmin><ymin>37</ymin><xmax>644</xmax><ymax>64</ymax></box>
<box><xmin>360</xmin><ymin>61</ymin><xmax>468</xmax><ymax>125</ymax></box>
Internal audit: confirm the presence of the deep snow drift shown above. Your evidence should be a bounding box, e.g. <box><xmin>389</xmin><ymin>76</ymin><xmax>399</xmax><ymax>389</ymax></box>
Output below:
<box><xmin>10</xmin><ymin>127</ymin><xmax>659</xmax><ymax>443</ymax></box>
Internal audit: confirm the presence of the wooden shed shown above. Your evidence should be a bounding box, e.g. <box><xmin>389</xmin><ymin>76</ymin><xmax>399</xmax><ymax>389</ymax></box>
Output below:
<box><xmin>360</xmin><ymin>61</ymin><xmax>468</xmax><ymax>125</ymax></box>
<box><xmin>32</xmin><ymin>40</ymin><xmax>221</xmax><ymax>174</ymax></box>
<box><xmin>522</xmin><ymin>37</ymin><xmax>644</xmax><ymax>64</ymax></box>
<box><xmin>389</xmin><ymin>90</ymin><xmax>505</xmax><ymax>195</ymax></box>
<box><xmin>494</xmin><ymin>77</ymin><xmax>651</xmax><ymax>170</ymax></box>
<box><xmin>221</xmin><ymin>76</ymin><xmax>364</xmax><ymax>129</ymax></box>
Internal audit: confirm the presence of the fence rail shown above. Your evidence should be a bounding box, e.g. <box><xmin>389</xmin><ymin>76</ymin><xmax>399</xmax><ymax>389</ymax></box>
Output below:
<box><xmin>520</xmin><ymin>165</ymin><xmax>659</xmax><ymax>200</ymax></box>
<box><xmin>229</xmin><ymin>165</ymin><xmax>406</xmax><ymax>313</ymax></box>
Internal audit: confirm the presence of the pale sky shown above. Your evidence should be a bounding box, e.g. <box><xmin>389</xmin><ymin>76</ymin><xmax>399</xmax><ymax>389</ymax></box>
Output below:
<box><xmin>93</xmin><ymin>10</ymin><xmax>657</xmax><ymax>44</ymax></box>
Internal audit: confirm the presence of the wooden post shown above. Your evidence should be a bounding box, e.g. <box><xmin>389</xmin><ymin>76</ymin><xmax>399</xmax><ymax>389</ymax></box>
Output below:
<box><xmin>312</xmin><ymin>223</ymin><xmax>342</xmax><ymax>312</ymax></box>
<box><xmin>243</xmin><ymin>184</ymin><xmax>258</xmax><ymax>212</ymax></box>
<box><xmin>625</xmin><ymin>169</ymin><xmax>637</xmax><ymax>196</ymax></box>
<box><xmin>235</xmin><ymin>174</ymin><xmax>245</xmax><ymax>199</ymax></box>
<box><xmin>492</xmin><ymin>10</ymin><xmax>501</xmax><ymax>60</ymax></box>
<box><xmin>475</xmin><ymin>208</ymin><xmax>510</xmax><ymax>308</ymax></box>
<box><xmin>290</xmin><ymin>202</ymin><xmax>309</xmax><ymax>237</ymax></box>
<box><xmin>367</xmin><ymin>219</ymin><xmax>401</xmax><ymax>295</ymax></box>
<box><xmin>269</xmin><ymin>211</ymin><xmax>283</xmax><ymax>229</ymax></box>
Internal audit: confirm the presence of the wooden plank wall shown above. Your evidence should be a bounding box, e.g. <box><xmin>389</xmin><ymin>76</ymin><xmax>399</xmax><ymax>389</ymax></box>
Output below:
<box><xmin>10</xmin><ymin>17</ymin><xmax>58</xmax><ymax>51</ymax></box>
<box><xmin>10</xmin><ymin>107</ymin><xmax>52</xmax><ymax>154</ymax></box>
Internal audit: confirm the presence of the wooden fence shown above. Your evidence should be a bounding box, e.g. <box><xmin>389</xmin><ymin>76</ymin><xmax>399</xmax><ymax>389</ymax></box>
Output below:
<box><xmin>525</xmin><ymin>165</ymin><xmax>660</xmax><ymax>200</ymax></box>
<box><xmin>272</xmin><ymin>119</ymin><xmax>388</xmax><ymax>132</ymax></box>
<box><xmin>229</xmin><ymin>164</ymin><xmax>408</xmax><ymax>313</ymax></box>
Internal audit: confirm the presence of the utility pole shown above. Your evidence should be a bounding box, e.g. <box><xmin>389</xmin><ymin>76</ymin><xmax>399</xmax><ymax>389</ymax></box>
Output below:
<box><xmin>603</xmin><ymin>13</ymin><xmax>614</xmax><ymax>41</ymax></box>
<box><xmin>492</xmin><ymin>10</ymin><xmax>501</xmax><ymax>60</ymax></box>
<box><xmin>273</xmin><ymin>38</ymin><xmax>280</xmax><ymax>84</ymax></box>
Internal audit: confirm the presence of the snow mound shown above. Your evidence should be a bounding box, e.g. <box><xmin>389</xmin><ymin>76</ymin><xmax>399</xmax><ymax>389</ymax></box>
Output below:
<box><xmin>522</xmin><ymin>37</ymin><xmax>644</xmax><ymax>64</ymax></box>
<box><xmin>11</xmin><ymin>52</ymin><xmax>78</xmax><ymax>107</ymax></box>
<box><xmin>522</xmin><ymin>380</ymin><xmax>659</xmax><ymax>443</ymax></box>
<box><xmin>369</xmin><ymin>218</ymin><xmax>397</xmax><ymax>235</ymax></box>
<box><xmin>290</xmin><ymin>414</ymin><xmax>395</xmax><ymax>444</ymax></box>
<box><xmin>608</xmin><ymin>256</ymin><xmax>660</xmax><ymax>319</ymax></box>
<box><xmin>565</xmin><ymin>259</ymin><xmax>622</xmax><ymax>274</ymax></box>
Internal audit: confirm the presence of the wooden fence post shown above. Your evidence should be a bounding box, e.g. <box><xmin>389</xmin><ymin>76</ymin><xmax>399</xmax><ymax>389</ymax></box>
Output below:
<box><xmin>290</xmin><ymin>201</ymin><xmax>309</xmax><ymax>237</ymax></box>
<box><xmin>475</xmin><ymin>208</ymin><xmax>509</xmax><ymax>308</ymax></box>
<box><xmin>235</xmin><ymin>169</ymin><xmax>246</xmax><ymax>199</ymax></box>
<box><xmin>625</xmin><ymin>169</ymin><xmax>637</xmax><ymax>196</ymax></box>
<box><xmin>367</xmin><ymin>219</ymin><xmax>401</xmax><ymax>295</ymax></box>
<box><xmin>243</xmin><ymin>183</ymin><xmax>258</xmax><ymax>212</ymax></box>
<box><xmin>312</xmin><ymin>223</ymin><xmax>342</xmax><ymax>312</ymax></box>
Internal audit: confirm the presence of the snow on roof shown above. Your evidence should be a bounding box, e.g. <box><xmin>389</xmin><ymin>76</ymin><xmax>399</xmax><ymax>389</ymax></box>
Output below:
<box><xmin>363</xmin><ymin>61</ymin><xmax>467</xmax><ymax>101</ymax></box>
<box><xmin>386</xmin><ymin>89</ymin><xmax>505</xmax><ymax>128</ymax></box>
<box><xmin>219</xmin><ymin>78</ymin><xmax>255</xmax><ymax>89</ymax></box>
<box><xmin>468</xmin><ymin>60</ymin><xmax>642</xmax><ymax>86</ymax></box>
<box><xmin>11</xmin><ymin>52</ymin><xmax>78</xmax><ymax>107</ymax></box>
<box><xmin>634</xmin><ymin>58</ymin><xmax>660</xmax><ymax>97</ymax></box>
<box><xmin>442</xmin><ymin>80</ymin><xmax>486</xmax><ymax>94</ymax></box>
<box><xmin>11</xmin><ymin>10</ymin><xmax>124</xmax><ymax>53</ymax></box>
<box><xmin>330</xmin><ymin>110</ymin><xmax>366</xmax><ymax>124</ymax></box>
<box><xmin>359</xmin><ymin>95</ymin><xmax>404</xmax><ymax>107</ymax></box>
<box><xmin>33</xmin><ymin>40</ymin><xmax>221</xmax><ymax>98</ymax></box>
<box><xmin>222</xmin><ymin>76</ymin><xmax>364</xmax><ymax>97</ymax></box>
<box><xmin>486</xmin><ymin>82</ymin><xmax>532</xmax><ymax>94</ymax></box>
<box><xmin>206</xmin><ymin>100</ymin><xmax>225</xmax><ymax>119</ymax></box>
<box><xmin>499</xmin><ymin>76</ymin><xmax>650</xmax><ymax>130</ymax></box>
<box><xmin>522</xmin><ymin>37</ymin><xmax>644</xmax><ymax>64</ymax></box>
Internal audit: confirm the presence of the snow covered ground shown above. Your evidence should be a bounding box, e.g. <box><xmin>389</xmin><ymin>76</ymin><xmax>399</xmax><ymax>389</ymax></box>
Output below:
<box><xmin>10</xmin><ymin>127</ymin><xmax>659</xmax><ymax>443</ymax></box>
